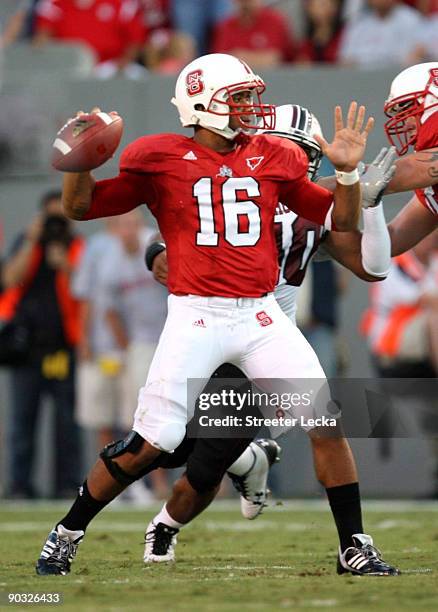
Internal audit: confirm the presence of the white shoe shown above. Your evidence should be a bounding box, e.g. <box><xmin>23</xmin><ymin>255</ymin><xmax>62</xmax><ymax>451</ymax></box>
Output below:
<box><xmin>228</xmin><ymin>439</ymin><xmax>281</xmax><ymax>520</ymax></box>
<box><xmin>143</xmin><ymin>521</ymin><xmax>179</xmax><ymax>563</ymax></box>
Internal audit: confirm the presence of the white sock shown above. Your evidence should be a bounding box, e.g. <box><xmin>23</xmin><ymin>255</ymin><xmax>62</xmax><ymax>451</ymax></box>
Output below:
<box><xmin>153</xmin><ymin>504</ymin><xmax>184</xmax><ymax>529</ymax></box>
<box><xmin>227</xmin><ymin>445</ymin><xmax>256</xmax><ymax>477</ymax></box>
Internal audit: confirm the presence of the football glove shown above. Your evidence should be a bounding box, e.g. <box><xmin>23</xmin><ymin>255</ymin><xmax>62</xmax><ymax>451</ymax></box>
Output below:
<box><xmin>360</xmin><ymin>146</ymin><xmax>397</xmax><ymax>208</ymax></box>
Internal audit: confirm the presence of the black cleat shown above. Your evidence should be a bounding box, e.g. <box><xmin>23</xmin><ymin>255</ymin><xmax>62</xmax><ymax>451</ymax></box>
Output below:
<box><xmin>143</xmin><ymin>521</ymin><xmax>179</xmax><ymax>563</ymax></box>
<box><xmin>337</xmin><ymin>534</ymin><xmax>400</xmax><ymax>576</ymax></box>
<box><xmin>36</xmin><ymin>524</ymin><xmax>84</xmax><ymax>576</ymax></box>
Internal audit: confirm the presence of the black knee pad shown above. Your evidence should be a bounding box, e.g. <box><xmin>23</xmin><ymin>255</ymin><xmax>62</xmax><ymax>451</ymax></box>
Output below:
<box><xmin>186</xmin><ymin>437</ymin><xmax>252</xmax><ymax>493</ymax></box>
<box><xmin>100</xmin><ymin>431</ymin><xmax>151</xmax><ymax>487</ymax></box>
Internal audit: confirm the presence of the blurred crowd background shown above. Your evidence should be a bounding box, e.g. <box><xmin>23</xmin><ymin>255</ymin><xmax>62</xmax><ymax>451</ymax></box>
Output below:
<box><xmin>1</xmin><ymin>0</ymin><xmax>437</xmax><ymax>75</ymax></box>
<box><xmin>0</xmin><ymin>0</ymin><xmax>437</xmax><ymax>503</ymax></box>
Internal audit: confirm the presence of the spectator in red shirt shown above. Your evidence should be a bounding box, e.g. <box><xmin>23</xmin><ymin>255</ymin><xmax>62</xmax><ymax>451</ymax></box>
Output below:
<box><xmin>297</xmin><ymin>0</ymin><xmax>344</xmax><ymax>64</ymax></box>
<box><xmin>211</xmin><ymin>0</ymin><xmax>296</xmax><ymax>68</ymax></box>
<box><xmin>34</xmin><ymin>0</ymin><xmax>147</xmax><ymax>78</ymax></box>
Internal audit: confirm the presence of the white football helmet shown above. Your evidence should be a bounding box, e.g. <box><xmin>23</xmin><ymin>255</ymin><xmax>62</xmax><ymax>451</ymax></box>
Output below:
<box><xmin>262</xmin><ymin>104</ymin><xmax>323</xmax><ymax>179</ymax></box>
<box><xmin>171</xmin><ymin>53</ymin><xmax>275</xmax><ymax>140</ymax></box>
<box><xmin>384</xmin><ymin>62</ymin><xmax>438</xmax><ymax>155</ymax></box>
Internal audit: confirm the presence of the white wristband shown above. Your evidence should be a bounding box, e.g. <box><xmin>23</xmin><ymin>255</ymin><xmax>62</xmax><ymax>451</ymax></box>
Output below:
<box><xmin>335</xmin><ymin>168</ymin><xmax>360</xmax><ymax>186</ymax></box>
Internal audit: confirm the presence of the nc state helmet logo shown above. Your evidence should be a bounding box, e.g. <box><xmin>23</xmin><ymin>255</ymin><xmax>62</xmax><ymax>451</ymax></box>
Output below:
<box><xmin>186</xmin><ymin>69</ymin><xmax>205</xmax><ymax>97</ymax></box>
<box><xmin>429</xmin><ymin>68</ymin><xmax>438</xmax><ymax>88</ymax></box>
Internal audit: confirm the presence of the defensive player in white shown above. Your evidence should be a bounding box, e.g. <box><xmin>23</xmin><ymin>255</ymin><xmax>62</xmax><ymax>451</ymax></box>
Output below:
<box><xmin>36</xmin><ymin>53</ymin><xmax>381</xmax><ymax>577</ymax></box>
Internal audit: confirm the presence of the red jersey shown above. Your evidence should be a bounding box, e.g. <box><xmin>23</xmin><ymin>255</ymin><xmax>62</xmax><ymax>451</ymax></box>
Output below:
<box><xmin>84</xmin><ymin>133</ymin><xmax>333</xmax><ymax>297</ymax></box>
<box><xmin>414</xmin><ymin>110</ymin><xmax>438</xmax><ymax>216</ymax></box>
<box><xmin>35</xmin><ymin>0</ymin><xmax>146</xmax><ymax>64</ymax></box>
<box><xmin>211</xmin><ymin>7</ymin><xmax>295</xmax><ymax>63</ymax></box>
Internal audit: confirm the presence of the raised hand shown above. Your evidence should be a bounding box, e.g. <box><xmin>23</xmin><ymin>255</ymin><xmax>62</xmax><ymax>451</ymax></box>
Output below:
<box><xmin>314</xmin><ymin>102</ymin><xmax>374</xmax><ymax>172</ymax></box>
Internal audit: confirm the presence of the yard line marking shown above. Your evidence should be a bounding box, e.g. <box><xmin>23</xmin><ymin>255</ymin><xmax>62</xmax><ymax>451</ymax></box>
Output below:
<box><xmin>375</xmin><ymin>519</ymin><xmax>420</xmax><ymax>529</ymax></box>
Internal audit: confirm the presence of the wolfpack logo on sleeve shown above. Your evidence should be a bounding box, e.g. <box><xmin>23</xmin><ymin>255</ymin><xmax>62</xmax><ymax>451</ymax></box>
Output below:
<box><xmin>246</xmin><ymin>156</ymin><xmax>264</xmax><ymax>171</ymax></box>
<box><xmin>113</xmin><ymin>132</ymin><xmax>333</xmax><ymax>298</ymax></box>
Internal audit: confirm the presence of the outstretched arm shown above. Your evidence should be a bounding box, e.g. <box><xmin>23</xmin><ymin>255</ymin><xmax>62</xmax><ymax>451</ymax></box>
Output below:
<box><xmin>388</xmin><ymin>195</ymin><xmax>438</xmax><ymax>256</ymax></box>
<box><xmin>386</xmin><ymin>148</ymin><xmax>438</xmax><ymax>194</ymax></box>
<box><xmin>323</xmin><ymin>203</ymin><xmax>391</xmax><ymax>281</ymax></box>
<box><xmin>322</xmin><ymin>147</ymin><xmax>395</xmax><ymax>279</ymax></box>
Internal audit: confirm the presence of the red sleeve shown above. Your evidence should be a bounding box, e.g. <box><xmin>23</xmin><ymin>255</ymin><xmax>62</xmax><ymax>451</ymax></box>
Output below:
<box><xmin>272</xmin><ymin>138</ymin><xmax>333</xmax><ymax>225</ymax></box>
<box><xmin>82</xmin><ymin>171</ymin><xmax>154</xmax><ymax>220</ymax></box>
<box><xmin>279</xmin><ymin>176</ymin><xmax>333</xmax><ymax>227</ymax></box>
<box><xmin>415</xmin><ymin>188</ymin><xmax>426</xmax><ymax>208</ymax></box>
<box><xmin>415</xmin><ymin>186</ymin><xmax>438</xmax><ymax>216</ymax></box>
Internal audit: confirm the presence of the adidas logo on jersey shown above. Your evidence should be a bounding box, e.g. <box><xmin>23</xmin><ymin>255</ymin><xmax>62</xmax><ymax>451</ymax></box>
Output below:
<box><xmin>193</xmin><ymin>319</ymin><xmax>206</xmax><ymax>328</ymax></box>
<box><xmin>183</xmin><ymin>151</ymin><xmax>197</xmax><ymax>160</ymax></box>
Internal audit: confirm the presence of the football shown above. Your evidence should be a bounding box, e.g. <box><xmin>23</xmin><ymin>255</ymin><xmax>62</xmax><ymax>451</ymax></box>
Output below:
<box><xmin>51</xmin><ymin>111</ymin><xmax>123</xmax><ymax>172</ymax></box>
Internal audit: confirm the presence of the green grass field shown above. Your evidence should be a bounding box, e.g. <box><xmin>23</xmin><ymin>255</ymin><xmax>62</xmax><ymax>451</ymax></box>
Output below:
<box><xmin>1</xmin><ymin>501</ymin><xmax>437</xmax><ymax>611</ymax></box>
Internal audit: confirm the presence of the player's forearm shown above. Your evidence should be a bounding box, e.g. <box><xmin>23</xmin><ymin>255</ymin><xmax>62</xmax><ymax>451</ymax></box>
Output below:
<box><xmin>388</xmin><ymin>195</ymin><xmax>438</xmax><ymax>256</ymax></box>
<box><xmin>331</xmin><ymin>182</ymin><xmax>361</xmax><ymax>231</ymax></box>
<box><xmin>386</xmin><ymin>151</ymin><xmax>438</xmax><ymax>193</ymax></box>
<box><xmin>62</xmin><ymin>172</ymin><xmax>96</xmax><ymax>220</ymax></box>
<box><xmin>325</xmin><ymin>228</ymin><xmax>386</xmax><ymax>282</ymax></box>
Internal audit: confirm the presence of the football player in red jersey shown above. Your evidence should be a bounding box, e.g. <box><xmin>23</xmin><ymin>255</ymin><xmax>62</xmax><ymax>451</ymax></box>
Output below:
<box><xmin>141</xmin><ymin>105</ymin><xmax>398</xmax><ymax>575</ymax></box>
<box><xmin>364</xmin><ymin>62</ymin><xmax>438</xmax><ymax>254</ymax></box>
<box><xmin>36</xmin><ymin>53</ymin><xmax>375</xmax><ymax>576</ymax></box>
